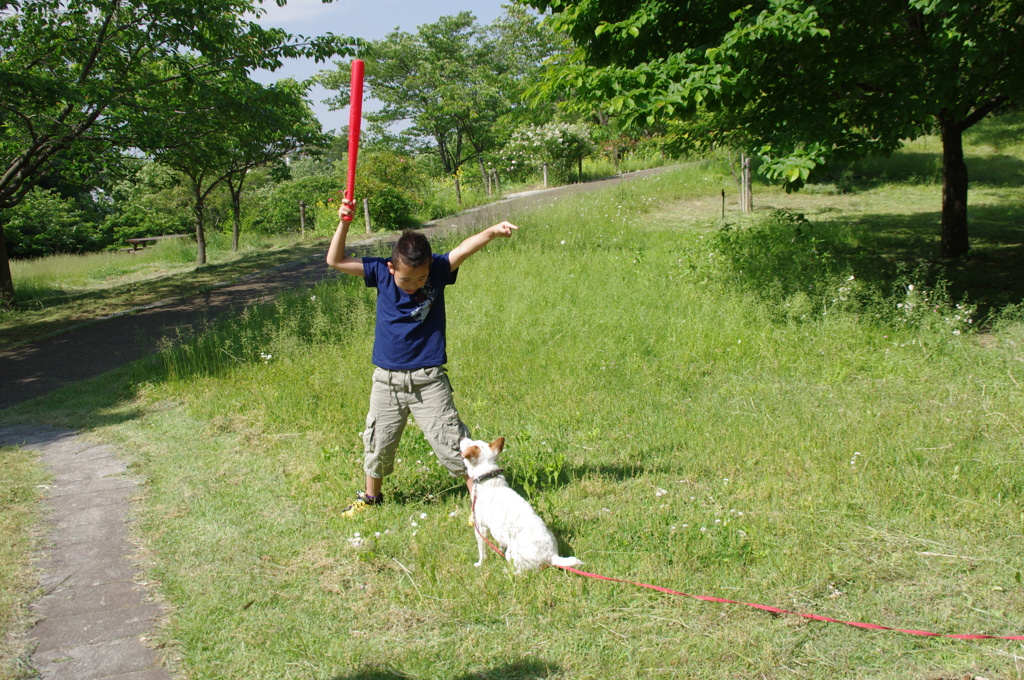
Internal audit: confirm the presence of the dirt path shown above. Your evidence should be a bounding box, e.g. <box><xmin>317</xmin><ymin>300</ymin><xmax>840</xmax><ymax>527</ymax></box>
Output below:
<box><xmin>0</xmin><ymin>167</ymin><xmax>672</xmax><ymax>410</ymax></box>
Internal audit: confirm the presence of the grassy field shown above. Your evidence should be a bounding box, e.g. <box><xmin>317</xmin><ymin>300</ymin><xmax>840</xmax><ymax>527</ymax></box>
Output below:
<box><xmin>0</xmin><ymin>232</ymin><xmax>336</xmax><ymax>349</ymax></box>
<box><xmin>2</xmin><ymin>121</ymin><xmax>1024</xmax><ymax>678</ymax></box>
<box><xmin>0</xmin><ymin>164</ymin><xmax>661</xmax><ymax>351</ymax></box>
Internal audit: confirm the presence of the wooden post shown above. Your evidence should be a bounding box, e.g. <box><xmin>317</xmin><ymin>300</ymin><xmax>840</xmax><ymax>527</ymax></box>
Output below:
<box><xmin>739</xmin><ymin>154</ymin><xmax>753</xmax><ymax>213</ymax></box>
<box><xmin>741</xmin><ymin>154</ymin><xmax>749</xmax><ymax>214</ymax></box>
<box><xmin>542</xmin><ymin>163</ymin><xmax>548</xmax><ymax>188</ymax></box>
<box><xmin>492</xmin><ymin>170</ymin><xmax>501</xmax><ymax>196</ymax></box>
<box><xmin>743</xmin><ymin>155</ymin><xmax>753</xmax><ymax>212</ymax></box>
<box><xmin>299</xmin><ymin>201</ymin><xmax>306</xmax><ymax>236</ymax></box>
<box><xmin>721</xmin><ymin>189</ymin><xmax>726</xmax><ymax>219</ymax></box>
<box><xmin>454</xmin><ymin>175</ymin><xmax>462</xmax><ymax>207</ymax></box>
<box><xmin>363</xmin><ymin>197</ymin><xmax>372</xmax><ymax>234</ymax></box>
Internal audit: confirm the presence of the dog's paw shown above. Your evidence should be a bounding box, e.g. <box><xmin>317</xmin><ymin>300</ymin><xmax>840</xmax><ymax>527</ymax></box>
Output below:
<box><xmin>473</xmin><ymin>560</ymin><xmax>483</xmax><ymax>568</ymax></box>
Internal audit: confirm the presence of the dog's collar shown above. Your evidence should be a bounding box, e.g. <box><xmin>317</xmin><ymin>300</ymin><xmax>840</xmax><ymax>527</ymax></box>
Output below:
<box><xmin>473</xmin><ymin>468</ymin><xmax>505</xmax><ymax>484</ymax></box>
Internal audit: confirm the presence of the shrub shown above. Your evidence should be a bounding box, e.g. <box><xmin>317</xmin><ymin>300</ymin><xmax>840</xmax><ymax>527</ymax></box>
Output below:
<box><xmin>501</xmin><ymin>122</ymin><xmax>595</xmax><ymax>182</ymax></box>
<box><xmin>248</xmin><ymin>175</ymin><xmax>338</xmax><ymax>234</ymax></box>
<box><xmin>2</xmin><ymin>187</ymin><xmax>109</xmax><ymax>258</ymax></box>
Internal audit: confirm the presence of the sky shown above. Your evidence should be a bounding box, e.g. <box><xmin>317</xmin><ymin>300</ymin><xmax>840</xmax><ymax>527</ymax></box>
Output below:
<box><xmin>252</xmin><ymin>0</ymin><xmax>518</xmax><ymax>132</ymax></box>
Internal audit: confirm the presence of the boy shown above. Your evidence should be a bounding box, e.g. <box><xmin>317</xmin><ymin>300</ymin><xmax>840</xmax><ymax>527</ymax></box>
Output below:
<box><xmin>326</xmin><ymin>199</ymin><xmax>518</xmax><ymax>516</ymax></box>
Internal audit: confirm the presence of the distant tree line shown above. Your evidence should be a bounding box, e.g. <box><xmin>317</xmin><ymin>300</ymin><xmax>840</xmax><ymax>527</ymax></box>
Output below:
<box><xmin>0</xmin><ymin>2</ymin><xmax>675</xmax><ymax>304</ymax></box>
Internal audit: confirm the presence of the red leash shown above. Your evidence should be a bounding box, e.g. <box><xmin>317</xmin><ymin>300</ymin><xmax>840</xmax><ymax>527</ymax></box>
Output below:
<box><xmin>471</xmin><ymin>495</ymin><xmax>1023</xmax><ymax>641</ymax></box>
<box><xmin>553</xmin><ymin>565</ymin><xmax>1024</xmax><ymax>641</ymax></box>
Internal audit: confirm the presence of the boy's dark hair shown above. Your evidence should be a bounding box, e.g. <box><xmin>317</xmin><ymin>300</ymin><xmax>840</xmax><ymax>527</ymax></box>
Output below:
<box><xmin>392</xmin><ymin>230</ymin><xmax>432</xmax><ymax>268</ymax></box>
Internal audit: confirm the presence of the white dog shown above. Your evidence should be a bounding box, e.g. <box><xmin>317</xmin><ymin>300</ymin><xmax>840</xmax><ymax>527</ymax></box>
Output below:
<box><xmin>460</xmin><ymin>436</ymin><xmax>581</xmax><ymax>573</ymax></box>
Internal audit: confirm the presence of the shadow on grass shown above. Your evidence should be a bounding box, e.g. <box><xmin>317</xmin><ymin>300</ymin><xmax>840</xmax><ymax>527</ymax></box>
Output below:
<box><xmin>729</xmin><ymin>175</ymin><xmax>1023</xmax><ymax>324</ymax></box>
<box><xmin>819</xmin><ymin>200</ymin><xmax>1024</xmax><ymax>317</ymax></box>
<box><xmin>332</xmin><ymin>659</ymin><xmax>561</xmax><ymax>680</ymax></box>
<box><xmin>816</xmin><ymin>145</ymin><xmax>1024</xmax><ymax>190</ymax></box>
<box><xmin>1</xmin><ymin>240</ymin><xmax>334</xmax><ymax>348</ymax></box>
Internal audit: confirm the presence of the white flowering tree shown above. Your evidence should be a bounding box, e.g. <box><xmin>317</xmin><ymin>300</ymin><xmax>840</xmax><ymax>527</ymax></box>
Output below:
<box><xmin>501</xmin><ymin>122</ymin><xmax>595</xmax><ymax>183</ymax></box>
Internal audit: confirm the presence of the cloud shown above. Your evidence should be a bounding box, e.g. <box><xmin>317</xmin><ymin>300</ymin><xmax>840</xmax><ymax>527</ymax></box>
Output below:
<box><xmin>254</xmin><ymin>0</ymin><xmax>352</xmax><ymax>29</ymax></box>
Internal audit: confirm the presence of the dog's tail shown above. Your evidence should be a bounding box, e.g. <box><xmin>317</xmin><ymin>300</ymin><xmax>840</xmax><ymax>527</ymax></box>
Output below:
<box><xmin>551</xmin><ymin>555</ymin><xmax>582</xmax><ymax>568</ymax></box>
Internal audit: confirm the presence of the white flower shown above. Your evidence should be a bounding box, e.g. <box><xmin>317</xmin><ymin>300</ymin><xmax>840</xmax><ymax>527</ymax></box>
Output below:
<box><xmin>420</xmin><ymin>513</ymin><xmax>428</xmax><ymax>519</ymax></box>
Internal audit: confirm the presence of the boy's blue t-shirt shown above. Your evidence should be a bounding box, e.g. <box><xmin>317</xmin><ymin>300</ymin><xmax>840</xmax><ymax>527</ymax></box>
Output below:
<box><xmin>363</xmin><ymin>254</ymin><xmax>457</xmax><ymax>370</ymax></box>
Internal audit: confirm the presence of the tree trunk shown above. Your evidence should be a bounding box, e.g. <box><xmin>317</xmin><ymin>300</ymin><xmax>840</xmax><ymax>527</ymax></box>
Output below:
<box><xmin>479</xmin><ymin>156</ymin><xmax>489</xmax><ymax>196</ymax></box>
<box><xmin>194</xmin><ymin>189</ymin><xmax>207</xmax><ymax>265</ymax></box>
<box><xmin>939</xmin><ymin>113</ymin><xmax>970</xmax><ymax>258</ymax></box>
<box><xmin>229</xmin><ymin>182</ymin><xmax>242</xmax><ymax>252</ymax></box>
<box><xmin>0</xmin><ymin>227</ymin><xmax>13</xmax><ymax>305</ymax></box>
<box><xmin>231</xmin><ymin>193</ymin><xmax>241</xmax><ymax>252</ymax></box>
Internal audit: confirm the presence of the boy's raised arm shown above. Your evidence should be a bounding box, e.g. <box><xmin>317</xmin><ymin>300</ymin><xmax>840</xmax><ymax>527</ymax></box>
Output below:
<box><xmin>448</xmin><ymin>221</ymin><xmax>518</xmax><ymax>271</ymax></box>
<box><xmin>326</xmin><ymin>200</ymin><xmax>366</xmax><ymax>276</ymax></box>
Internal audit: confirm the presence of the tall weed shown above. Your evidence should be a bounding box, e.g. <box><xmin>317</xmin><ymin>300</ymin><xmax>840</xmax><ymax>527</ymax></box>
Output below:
<box><xmin>710</xmin><ymin>210</ymin><xmax>977</xmax><ymax>340</ymax></box>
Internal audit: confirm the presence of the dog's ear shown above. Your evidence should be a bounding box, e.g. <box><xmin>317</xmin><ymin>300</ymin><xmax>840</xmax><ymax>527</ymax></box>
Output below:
<box><xmin>461</xmin><ymin>444</ymin><xmax>480</xmax><ymax>462</ymax></box>
<box><xmin>490</xmin><ymin>437</ymin><xmax>505</xmax><ymax>454</ymax></box>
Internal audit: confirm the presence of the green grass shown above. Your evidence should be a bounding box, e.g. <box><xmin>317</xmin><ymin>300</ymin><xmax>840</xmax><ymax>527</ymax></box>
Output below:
<box><xmin>0</xmin><ymin>232</ymin><xmax>342</xmax><ymax>349</ymax></box>
<box><xmin>0</xmin><ymin>445</ymin><xmax>47</xmax><ymax>680</ymax></box>
<box><xmin>2</xmin><ymin>125</ymin><xmax>1024</xmax><ymax>678</ymax></box>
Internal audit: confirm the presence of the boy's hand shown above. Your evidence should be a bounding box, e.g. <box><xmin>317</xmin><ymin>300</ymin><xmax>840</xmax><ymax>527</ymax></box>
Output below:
<box><xmin>489</xmin><ymin>221</ymin><xmax>518</xmax><ymax>238</ymax></box>
<box><xmin>448</xmin><ymin>221</ymin><xmax>519</xmax><ymax>271</ymax></box>
<box><xmin>338</xmin><ymin>199</ymin><xmax>355</xmax><ymax>223</ymax></box>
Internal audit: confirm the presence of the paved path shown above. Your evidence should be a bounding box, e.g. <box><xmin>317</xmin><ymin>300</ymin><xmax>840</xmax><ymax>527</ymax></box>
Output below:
<box><xmin>0</xmin><ymin>167</ymin><xmax>674</xmax><ymax>677</ymax></box>
<box><xmin>0</xmin><ymin>425</ymin><xmax>171</xmax><ymax>680</ymax></box>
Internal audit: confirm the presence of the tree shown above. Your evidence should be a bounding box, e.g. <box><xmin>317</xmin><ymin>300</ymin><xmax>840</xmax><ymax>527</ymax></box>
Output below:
<box><xmin>317</xmin><ymin>9</ymin><xmax>562</xmax><ymax>182</ymax></box>
<box><xmin>0</xmin><ymin>0</ymin><xmax>348</xmax><ymax>301</ymax></box>
<box><xmin>218</xmin><ymin>79</ymin><xmax>325</xmax><ymax>253</ymax></box>
<box><xmin>146</xmin><ymin>72</ymin><xmax>326</xmax><ymax>263</ymax></box>
<box><xmin>525</xmin><ymin>0</ymin><xmax>1024</xmax><ymax>258</ymax></box>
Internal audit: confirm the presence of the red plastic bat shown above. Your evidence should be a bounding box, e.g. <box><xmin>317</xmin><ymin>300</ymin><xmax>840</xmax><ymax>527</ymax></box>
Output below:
<box><xmin>344</xmin><ymin>59</ymin><xmax>364</xmax><ymax>204</ymax></box>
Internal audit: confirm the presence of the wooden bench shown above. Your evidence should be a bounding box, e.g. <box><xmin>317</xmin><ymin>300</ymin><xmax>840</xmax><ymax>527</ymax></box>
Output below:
<box><xmin>125</xmin><ymin>234</ymin><xmax>190</xmax><ymax>251</ymax></box>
